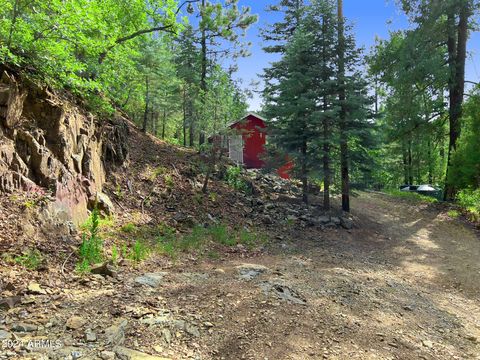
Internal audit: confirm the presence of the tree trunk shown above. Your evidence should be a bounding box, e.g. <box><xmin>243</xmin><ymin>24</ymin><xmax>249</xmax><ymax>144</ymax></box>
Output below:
<box><xmin>402</xmin><ymin>141</ymin><xmax>409</xmax><ymax>185</ymax></box>
<box><xmin>183</xmin><ymin>87</ymin><xmax>187</xmax><ymax>147</ymax></box>
<box><xmin>444</xmin><ymin>2</ymin><xmax>470</xmax><ymax>200</ymax></box>
<box><xmin>408</xmin><ymin>138</ymin><xmax>413</xmax><ymax>185</ymax></box>
<box><xmin>428</xmin><ymin>138</ymin><xmax>433</xmax><ymax>184</ymax></box>
<box><xmin>337</xmin><ymin>0</ymin><xmax>350</xmax><ymax>212</ymax></box>
<box><xmin>301</xmin><ymin>140</ymin><xmax>308</xmax><ymax>205</ymax></box>
<box><xmin>323</xmin><ymin>118</ymin><xmax>330</xmax><ymax>211</ymax></box>
<box><xmin>141</xmin><ymin>76</ymin><xmax>149</xmax><ymax>133</ymax></box>
<box><xmin>199</xmin><ymin>0</ymin><xmax>207</xmax><ymax>146</ymax></box>
<box><xmin>189</xmin><ymin>112</ymin><xmax>195</xmax><ymax>147</ymax></box>
<box><xmin>162</xmin><ymin>109</ymin><xmax>167</xmax><ymax>140</ymax></box>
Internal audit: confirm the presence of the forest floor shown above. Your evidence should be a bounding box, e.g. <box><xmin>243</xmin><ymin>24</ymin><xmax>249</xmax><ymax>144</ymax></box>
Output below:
<box><xmin>1</xmin><ymin>191</ymin><xmax>480</xmax><ymax>360</ymax></box>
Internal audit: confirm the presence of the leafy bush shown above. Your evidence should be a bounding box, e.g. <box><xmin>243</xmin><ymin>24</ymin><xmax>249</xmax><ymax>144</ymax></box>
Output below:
<box><xmin>76</xmin><ymin>208</ymin><xmax>103</xmax><ymax>272</ymax></box>
<box><xmin>225</xmin><ymin>166</ymin><xmax>250</xmax><ymax>193</ymax></box>
<box><xmin>457</xmin><ymin>188</ymin><xmax>480</xmax><ymax>221</ymax></box>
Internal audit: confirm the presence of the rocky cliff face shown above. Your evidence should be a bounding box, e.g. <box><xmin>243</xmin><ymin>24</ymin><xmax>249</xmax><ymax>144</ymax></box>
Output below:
<box><xmin>0</xmin><ymin>70</ymin><xmax>128</xmax><ymax>226</ymax></box>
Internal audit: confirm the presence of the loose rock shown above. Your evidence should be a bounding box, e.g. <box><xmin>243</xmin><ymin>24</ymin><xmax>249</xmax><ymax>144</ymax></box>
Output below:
<box><xmin>27</xmin><ymin>282</ymin><xmax>47</xmax><ymax>295</ymax></box>
<box><xmin>135</xmin><ymin>273</ymin><xmax>168</xmax><ymax>287</ymax></box>
<box><xmin>66</xmin><ymin>316</ymin><xmax>87</xmax><ymax>330</ymax></box>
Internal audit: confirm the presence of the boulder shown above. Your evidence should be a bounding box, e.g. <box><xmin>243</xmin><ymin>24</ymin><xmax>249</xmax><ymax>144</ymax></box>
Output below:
<box><xmin>66</xmin><ymin>316</ymin><xmax>87</xmax><ymax>330</ymax></box>
<box><xmin>340</xmin><ymin>217</ymin><xmax>353</xmax><ymax>230</ymax></box>
<box><xmin>135</xmin><ymin>273</ymin><xmax>168</xmax><ymax>288</ymax></box>
<box><xmin>105</xmin><ymin>319</ymin><xmax>128</xmax><ymax>346</ymax></box>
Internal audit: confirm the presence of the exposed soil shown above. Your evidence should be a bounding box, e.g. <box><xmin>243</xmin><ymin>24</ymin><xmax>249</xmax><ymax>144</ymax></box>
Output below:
<box><xmin>1</xmin><ymin>191</ymin><xmax>479</xmax><ymax>360</ymax></box>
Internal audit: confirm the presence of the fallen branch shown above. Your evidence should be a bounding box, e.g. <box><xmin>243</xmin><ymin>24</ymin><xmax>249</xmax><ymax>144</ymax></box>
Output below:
<box><xmin>61</xmin><ymin>250</ymin><xmax>75</xmax><ymax>279</ymax></box>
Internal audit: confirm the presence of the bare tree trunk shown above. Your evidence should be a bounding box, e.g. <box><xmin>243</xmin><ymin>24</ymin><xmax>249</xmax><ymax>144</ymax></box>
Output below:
<box><xmin>162</xmin><ymin>109</ymin><xmax>167</xmax><ymax>140</ymax></box>
<box><xmin>182</xmin><ymin>87</ymin><xmax>187</xmax><ymax>146</ymax></box>
<box><xmin>337</xmin><ymin>0</ymin><xmax>350</xmax><ymax>212</ymax></box>
<box><xmin>402</xmin><ymin>141</ymin><xmax>409</xmax><ymax>185</ymax></box>
<box><xmin>141</xmin><ymin>76</ymin><xmax>149</xmax><ymax>133</ymax></box>
<box><xmin>322</xmin><ymin>16</ymin><xmax>330</xmax><ymax>211</ymax></box>
<box><xmin>301</xmin><ymin>140</ymin><xmax>308</xmax><ymax>205</ymax></box>
<box><xmin>444</xmin><ymin>3</ymin><xmax>470</xmax><ymax>200</ymax></box>
<box><xmin>189</xmin><ymin>112</ymin><xmax>195</xmax><ymax>147</ymax></box>
<box><xmin>199</xmin><ymin>0</ymin><xmax>207</xmax><ymax>146</ymax></box>
<box><xmin>323</xmin><ymin>117</ymin><xmax>330</xmax><ymax>210</ymax></box>
<box><xmin>408</xmin><ymin>138</ymin><xmax>413</xmax><ymax>185</ymax></box>
<box><xmin>202</xmin><ymin>145</ymin><xmax>220</xmax><ymax>193</ymax></box>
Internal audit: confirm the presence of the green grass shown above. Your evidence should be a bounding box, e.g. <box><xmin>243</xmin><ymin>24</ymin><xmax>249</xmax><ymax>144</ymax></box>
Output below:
<box><xmin>210</xmin><ymin>224</ymin><xmax>236</xmax><ymax>246</ymax></box>
<box><xmin>385</xmin><ymin>189</ymin><xmax>439</xmax><ymax>204</ymax></box>
<box><xmin>111</xmin><ymin>245</ymin><xmax>119</xmax><ymax>263</ymax></box>
<box><xmin>111</xmin><ymin>222</ymin><xmax>269</xmax><ymax>264</ymax></box>
<box><xmin>80</xmin><ymin>213</ymin><xmax>115</xmax><ymax>232</ymax></box>
<box><xmin>447</xmin><ymin>209</ymin><xmax>461</xmax><ymax>218</ymax></box>
<box><xmin>154</xmin><ymin>224</ymin><xmax>268</xmax><ymax>259</ymax></box>
<box><xmin>121</xmin><ymin>223</ymin><xmax>137</xmax><ymax>233</ymax></box>
<box><xmin>127</xmin><ymin>240</ymin><xmax>150</xmax><ymax>262</ymax></box>
<box><xmin>14</xmin><ymin>249</ymin><xmax>43</xmax><ymax>270</ymax></box>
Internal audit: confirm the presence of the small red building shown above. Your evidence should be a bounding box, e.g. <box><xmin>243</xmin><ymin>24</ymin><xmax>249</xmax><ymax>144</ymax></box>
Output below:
<box><xmin>228</xmin><ymin>113</ymin><xmax>267</xmax><ymax>169</ymax></box>
<box><xmin>211</xmin><ymin>112</ymin><xmax>292</xmax><ymax>179</ymax></box>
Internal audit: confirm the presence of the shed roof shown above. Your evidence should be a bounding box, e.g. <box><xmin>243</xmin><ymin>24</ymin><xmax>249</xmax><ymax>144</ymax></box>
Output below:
<box><xmin>227</xmin><ymin>112</ymin><xmax>268</xmax><ymax>128</ymax></box>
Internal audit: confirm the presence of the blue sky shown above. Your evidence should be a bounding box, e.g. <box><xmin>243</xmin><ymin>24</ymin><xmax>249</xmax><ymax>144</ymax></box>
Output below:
<box><xmin>229</xmin><ymin>1</ymin><xmax>480</xmax><ymax>111</ymax></box>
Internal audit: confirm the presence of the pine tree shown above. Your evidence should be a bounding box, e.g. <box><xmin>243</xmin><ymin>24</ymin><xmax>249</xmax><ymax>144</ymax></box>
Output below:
<box><xmin>264</xmin><ymin>28</ymin><xmax>319</xmax><ymax>204</ymax></box>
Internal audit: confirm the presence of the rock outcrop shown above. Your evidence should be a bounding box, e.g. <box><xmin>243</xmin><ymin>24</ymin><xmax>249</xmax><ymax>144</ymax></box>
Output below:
<box><xmin>0</xmin><ymin>70</ymin><xmax>127</xmax><ymax>225</ymax></box>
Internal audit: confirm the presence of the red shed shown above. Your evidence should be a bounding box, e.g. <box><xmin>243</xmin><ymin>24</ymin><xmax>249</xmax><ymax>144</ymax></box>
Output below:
<box><xmin>228</xmin><ymin>113</ymin><xmax>267</xmax><ymax>169</ymax></box>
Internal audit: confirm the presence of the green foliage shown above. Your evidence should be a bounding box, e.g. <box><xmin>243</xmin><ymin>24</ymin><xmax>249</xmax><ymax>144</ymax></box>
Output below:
<box><xmin>14</xmin><ymin>249</ymin><xmax>43</xmax><ymax>270</ymax></box>
<box><xmin>457</xmin><ymin>189</ymin><xmax>480</xmax><ymax>220</ymax></box>
<box><xmin>128</xmin><ymin>240</ymin><xmax>150</xmax><ymax>262</ymax></box>
<box><xmin>385</xmin><ymin>189</ymin><xmax>438</xmax><ymax>204</ymax></box>
<box><xmin>210</xmin><ymin>224</ymin><xmax>236</xmax><ymax>246</ymax></box>
<box><xmin>76</xmin><ymin>208</ymin><xmax>103</xmax><ymax>272</ymax></box>
<box><xmin>0</xmin><ymin>0</ymin><xmax>181</xmax><ymax>115</ymax></box>
<box><xmin>449</xmin><ymin>94</ymin><xmax>480</xmax><ymax>190</ymax></box>
<box><xmin>263</xmin><ymin>0</ymin><xmax>373</xmax><ymax>204</ymax></box>
<box><xmin>164</xmin><ymin>174</ymin><xmax>174</xmax><ymax>189</ymax></box>
<box><xmin>368</xmin><ymin>30</ymin><xmax>448</xmax><ymax>190</ymax></box>
<box><xmin>153</xmin><ymin>223</ymin><xmax>267</xmax><ymax>259</ymax></box>
<box><xmin>447</xmin><ymin>210</ymin><xmax>460</xmax><ymax>218</ymax></box>
<box><xmin>111</xmin><ymin>245</ymin><xmax>119</xmax><ymax>263</ymax></box>
<box><xmin>225</xmin><ymin>166</ymin><xmax>249</xmax><ymax>193</ymax></box>
<box><xmin>80</xmin><ymin>213</ymin><xmax>114</xmax><ymax>232</ymax></box>
<box><xmin>121</xmin><ymin>223</ymin><xmax>137</xmax><ymax>233</ymax></box>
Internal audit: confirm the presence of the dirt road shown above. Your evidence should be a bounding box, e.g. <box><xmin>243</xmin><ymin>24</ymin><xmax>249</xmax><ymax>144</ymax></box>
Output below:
<box><xmin>1</xmin><ymin>192</ymin><xmax>479</xmax><ymax>360</ymax></box>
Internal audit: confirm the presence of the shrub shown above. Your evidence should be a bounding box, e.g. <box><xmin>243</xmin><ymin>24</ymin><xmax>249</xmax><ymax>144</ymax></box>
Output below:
<box><xmin>225</xmin><ymin>166</ymin><xmax>249</xmax><ymax>193</ymax></box>
<box><xmin>457</xmin><ymin>188</ymin><xmax>480</xmax><ymax>221</ymax></box>
<box><xmin>76</xmin><ymin>208</ymin><xmax>104</xmax><ymax>272</ymax></box>
<box><xmin>128</xmin><ymin>240</ymin><xmax>150</xmax><ymax>262</ymax></box>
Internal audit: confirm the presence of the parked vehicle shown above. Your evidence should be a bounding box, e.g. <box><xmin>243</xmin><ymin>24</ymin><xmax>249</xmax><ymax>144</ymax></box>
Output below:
<box><xmin>399</xmin><ymin>184</ymin><xmax>442</xmax><ymax>200</ymax></box>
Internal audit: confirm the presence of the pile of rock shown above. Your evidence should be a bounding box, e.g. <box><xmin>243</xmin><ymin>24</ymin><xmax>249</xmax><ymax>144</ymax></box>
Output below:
<box><xmin>241</xmin><ymin>169</ymin><xmax>355</xmax><ymax>230</ymax></box>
